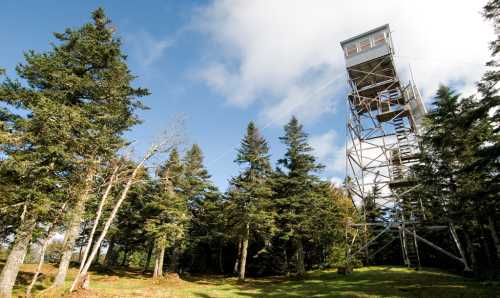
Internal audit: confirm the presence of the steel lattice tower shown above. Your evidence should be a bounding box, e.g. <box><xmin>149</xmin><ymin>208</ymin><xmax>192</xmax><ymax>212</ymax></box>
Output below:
<box><xmin>340</xmin><ymin>24</ymin><xmax>470</xmax><ymax>270</ymax></box>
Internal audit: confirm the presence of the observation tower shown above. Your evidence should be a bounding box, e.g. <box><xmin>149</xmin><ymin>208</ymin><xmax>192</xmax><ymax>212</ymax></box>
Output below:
<box><xmin>340</xmin><ymin>24</ymin><xmax>470</xmax><ymax>270</ymax></box>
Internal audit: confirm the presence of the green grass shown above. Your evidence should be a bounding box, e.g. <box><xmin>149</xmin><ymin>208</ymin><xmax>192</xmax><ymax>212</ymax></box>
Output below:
<box><xmin>8</xmin><ymin>264</ymin><xmax>500</xmax><ymax>297</ymax></box>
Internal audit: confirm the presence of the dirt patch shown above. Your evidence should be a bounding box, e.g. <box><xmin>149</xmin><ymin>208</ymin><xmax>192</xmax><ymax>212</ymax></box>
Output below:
<box><xmin>100</xmin><ymin>275</ymin><xmax>120</xmax><ymax>282</ymax></box>
<box><xmin>66</xmin><ymin>289</ymin><xmax>104</xmax><ymax>298</ymax></box>
<box><xmin>165</xmin><ymin>273</ymin><xmax>183</xmax><ymax>285</ymax></box>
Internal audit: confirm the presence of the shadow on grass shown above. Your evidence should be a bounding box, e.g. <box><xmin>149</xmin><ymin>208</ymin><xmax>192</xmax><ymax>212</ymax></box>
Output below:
<box><xmin>190</xmin><ymin>267</ymin><xmax>499</xmax><ymax>298</ymax></box>
<box><xmin>89</xmin><ymin>264</ymin><xmax>150</xmax><ymax>280</ymax></box>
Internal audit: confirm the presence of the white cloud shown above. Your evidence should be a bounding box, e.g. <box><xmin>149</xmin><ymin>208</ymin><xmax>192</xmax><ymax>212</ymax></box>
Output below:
<box><xmin>330</xmin><ymin>176</ymin><xmax>344</xmax><ymax>187</ymax></box>
<box><xmin>195</xmin><ymin>0</ymin><xmax>494</xmax><ymax>124</ymax></box>
<box><xmin>125</xmin><ymin>31</ymin><xmax>172</xmax><ymax>67</ymax></box>
<box><xmin>309</xmin><ymin>130</ymin><xmax>345</xmax><ymax>175</ymax></box>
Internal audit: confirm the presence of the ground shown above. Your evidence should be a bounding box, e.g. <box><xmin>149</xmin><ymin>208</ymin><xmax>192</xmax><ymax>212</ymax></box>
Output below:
<box><xmin>5</xmin><ymin>263</ymin><xmax>500</xmax><ymax>297</ymax></box>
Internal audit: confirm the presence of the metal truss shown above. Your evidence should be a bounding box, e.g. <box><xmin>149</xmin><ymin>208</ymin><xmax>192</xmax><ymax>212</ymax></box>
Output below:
<box><xmin>343</xmin><ymin>38</ymin><xmax>470</xmax><ymax>271</ymax></box>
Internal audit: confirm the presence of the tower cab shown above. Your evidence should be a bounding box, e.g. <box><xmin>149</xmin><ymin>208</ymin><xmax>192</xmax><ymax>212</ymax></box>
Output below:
<box><xmin>341</xmin><ymin>24</ymin><xmax>392</xmax><ymax>68</ymax></box>
<box><xmin>341</xmin><ymin>25</ymin><xmax>401</xmax><ymax>117</ymax></box>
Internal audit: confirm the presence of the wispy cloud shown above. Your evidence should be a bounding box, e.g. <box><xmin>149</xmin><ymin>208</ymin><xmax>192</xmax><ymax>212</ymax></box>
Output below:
<box><xmin>309</xmin><ymin>130</ymin><xmax>345</xmax><ymax>178</ymax></box>
<box><xmin>194</xmin><ymin>0</ymin><xmax>493</xmax><ymax>125</ymax></box>
<box><xmin>124</xmin><ymin>30</ymin><xmax>173</xmax><ymax>68</ymax></box>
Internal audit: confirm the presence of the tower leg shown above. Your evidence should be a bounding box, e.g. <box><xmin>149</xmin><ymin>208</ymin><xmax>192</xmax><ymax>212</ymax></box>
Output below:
<box><xmin>449</xmin><ymin>223</ymin><xmax>472</xmax><ymax>272</ymax></box>
<box><xmin>413</xmin><ymin>226</ymin><xmax>421</xmax><ymax>270</ymax></box>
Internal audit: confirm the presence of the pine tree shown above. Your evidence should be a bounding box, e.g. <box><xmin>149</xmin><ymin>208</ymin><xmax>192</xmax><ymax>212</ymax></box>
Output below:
<box><xmin>226</xmin><ymin>122</ymin><xmax>274</xmax><ymax>281</ymax></box>
<box><xmin>475</xmin><ymin>0</ymin><xmax>500</xmax><ymax>269</ymax></box>
<box><xmin>146</xmin><ymin>149</ymin><xmax>189</xmax><ymax>277</ymax></box>
<box><xmin>183</xmin><ymin>144</ymin><xmax>216</xmax><ymax>214</ymax></box>
<box><xmin>413</xmin><ymin>85</ymin><xmax>498</xmax><ymax>274</ymax></box>
<box><xmin>274</xmin><ymin>116</ymin><xmax>325</xmax><ymax>276</ymax></box>
<box><xmin>182</xmin><ymin>144</ymin><xmax>223</xmax><ymax>272</ymax></box>
<box><xmin>0</xmin><ymin>8</ymin><xmax>149</xmax><ymax>293</ymax></box>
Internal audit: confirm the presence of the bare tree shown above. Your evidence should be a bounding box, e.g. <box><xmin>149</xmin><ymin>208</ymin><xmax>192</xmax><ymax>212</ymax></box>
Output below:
<box><xmin>76</xmin><ymin>162</ymin><xmax>120</xmax><ymax>274</ymax></box>
<box><xmin>53</xmin><ymin>164</ymin><xmax>98</xmax><ymax>287</ymax></box>
<box><xmin>70</xmin><ymin>127</ymin><xmax>182</xmax><ymax>292</ymax></box>
<box><xmin>25</xmin><ymin>203</ymin><xmax>67</xmax><ymax>297</ymax></box>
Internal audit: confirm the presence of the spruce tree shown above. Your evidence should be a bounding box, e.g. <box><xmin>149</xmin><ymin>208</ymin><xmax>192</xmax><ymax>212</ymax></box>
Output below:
<box><xmin>274</xmin><ymin>116</ymin><xmax>324</xmax><ymax>276</ymax></box>
<box><xmin>413</xmin><ymin>85</ymin><xmax>497</xmax><ymax>274</ymax></box>
<box><xmin>183</xmin><ymin>144</ymin><xmax>216</xmax><ymax>214</ymax></box>
<box><xmin>0</xmin><ymin>8</ymin><xmax>149</xmax><ymax>293</ymax></box>
<box><xmin>226</xmin><ymin>122</ymin><xmax>274</xmax><ymax>281</ymax></box>
<box><xmin>475</xmin><ymin>0</ymin><xmax>500</xmax><ymax>268</ymax></box>
<box><xmin>182</xmin><ymin>144</ymin><xmax>223</xmax><ymax>272</ymax></box>
<box><xmin>146</xmin><ymin>149</ymin><xmax>189</xmax><ymax>277</ymax></box>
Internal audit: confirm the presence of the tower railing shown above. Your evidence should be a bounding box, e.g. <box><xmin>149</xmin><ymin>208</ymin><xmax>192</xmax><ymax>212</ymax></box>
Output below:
<box><xmin>341</xmin><ymin>25</ymin><xmax>470</xmax><ymax>271</ymax></box>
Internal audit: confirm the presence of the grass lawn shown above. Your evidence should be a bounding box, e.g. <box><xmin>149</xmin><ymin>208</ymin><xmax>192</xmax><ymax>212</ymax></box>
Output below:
<box><xmin>6</xmin><ymin>264</ymin><xmax>499</xmax><ymax>297</ymax></box>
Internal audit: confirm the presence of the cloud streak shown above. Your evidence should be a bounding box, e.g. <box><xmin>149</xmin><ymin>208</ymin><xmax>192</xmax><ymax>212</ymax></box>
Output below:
<box><xmin>124</xmin><ymin>30</ymin><xmax>172</xmax><ymax>68</ymax></box>
<box><xmin>194</xmin><ymin>0</ymin><xmax>494</xmax><ymax>125</ymax></box>
<box><xmin>309</xmin><ymin>130</ymin><xmax>346</xmax><ymax>180</ymax></box>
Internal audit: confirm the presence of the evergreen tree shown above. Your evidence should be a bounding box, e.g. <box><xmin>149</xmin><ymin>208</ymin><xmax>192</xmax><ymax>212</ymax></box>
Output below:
<box><xmin>274</xmin><ymin>116</ymin><xmax>325</xmax><ymax>276</ymax></box>
<box><xmin>182</xmin><ymin>144</ymin><xmax>224</xmax><ymax>273</ymax></box>
<box><xmin>146</xmin><ymin>149</ymin><xmax>189</xmax><ymax>277</ymax></box>
<box><xmin>0</xmin><ymin>8</ymin><xmax>148</xmax><ymax>293</ymax></box>
<box><xmin>475</xmin><ymin>0</ymin><xmax>500</xmax><ymax>269</ymax></box>
<box><xmin>226</xmin><ymin>122</ymin><xmax>274</xmax><ymax>281</ymax></box>
<box><xmin>414</xmin><ymin>84</ymin><xmax>498</xmax><ymax>275</ymax></box>
<box><xmin>183</xmin><ymin>144</ymin><xmax>214</xmax><ymax>212</ymax></box>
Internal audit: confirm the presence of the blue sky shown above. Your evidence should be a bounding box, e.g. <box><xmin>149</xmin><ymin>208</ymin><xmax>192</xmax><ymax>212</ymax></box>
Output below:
<box><xmin>0</xmin><ymin>1</ymin><xmax>493</xmax><ymax>190</ymax></box>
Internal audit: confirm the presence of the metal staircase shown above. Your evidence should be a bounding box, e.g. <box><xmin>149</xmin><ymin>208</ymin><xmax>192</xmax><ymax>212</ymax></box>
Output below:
<box><xmin>400</xmin><ymin>223</ymin><xmax>421</xmax><ymax>268</ymax></box>
<box><xmin>341</xmin><ymin>24</ymin><xmax>470</xmax><ymax>272</ymax></box>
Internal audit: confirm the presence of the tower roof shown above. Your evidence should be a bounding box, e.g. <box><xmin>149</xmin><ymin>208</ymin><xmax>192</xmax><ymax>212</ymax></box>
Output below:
<box><xmin>340</xmin><ymin>24</ymin><xmax>390</xmax><ymax>46</ymax></box>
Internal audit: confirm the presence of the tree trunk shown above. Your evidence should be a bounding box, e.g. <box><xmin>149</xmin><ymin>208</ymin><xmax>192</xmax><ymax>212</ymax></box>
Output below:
<box><xmin>26</xmin><ymin>202</ymin><xmax>67</xmax><ymax>297</ymax></box>
<box><xmin>153</xmin><ymin>255</ymin><xmax>159</xmax><ymax>278</ymax></box>
<box><xmin>283</xmin><ymin>247</ymin><xmax>289</xmax><ymax>275</ymax></box>
<box><xmin>54</xmin><ymin>168</ymin><xmax>95</xmax><ymax>287</ymax></box>
<box><xmin>153</xmin><ymin>239</ymin><xmax>166</xmax><ymax>278</ymax></box>
<box><xmin>78</xmin><ymin>164</ymin><xmax>119</xmax><ymax>273</ymax></box>
<box><xmin>486</xmin><ymin>216</ymin><xmax>500</xmax><ymax>276</ymax></box>
<box><xmin>104</xmin><ymin>236</ymin><xmax>116</xmax><ymax>266</ymax></box>
<box><xmin>144</xmin><ymin>244</ymin><xmax>153</xmax><ymax>272</ymax></box>
<box><xmin>0</xmin><ymin>212</ymin><xmax>38</xmax><ymax>298</ymax></box>
<box><xmin>94</xmin><ymin>241</ymin><xmax>103</xmax><ymax>266</ymax></box>
<box><xmin>464</xmin><ymin>231</ymin><xmax>477</xmax><ymax>272</ymax></box>
<box><xmin>78</xmin><ymin>245</ymin><xmax>84</xmax><ymax>263</ymax></box>
<box><xmin>363</xmin><ymin>224</ymin><xmax>369</xmax><ymax>265</ymax></box>
<box><xmin>78</xmin><ymin>221</ymin><xmax>88</xmax><ymax>263</ymax></box>
<box><xmin>233</xmin><ymin>238</ymin><xmax>242</xmax><ymax>275</ymax></box>
<box><xmin>26</xmin><ymin>231</ymin><xmax>53</xmax><ymax>297</ymax></box>
<box><xmin>53</xmin><ymin>202</ymin><xmax>84</xmax><ymax>286</ymax></box>
<box><xmin>218</xmin><ymin>244</ymin><xmax>224</xmax><ymax>274</ymax></box>
<box><xmin>238</xmin><ymin>222</ymin><xmax>250</xmax><ymax>282</ymax></box>
<box><xmin>481</xmin><ymin>229</ymin><xmax>493</xmax><ymax>270</ymax></box>
<box><xmin>69</xmin><ymin>141</ymin><xmax>175</xmax><ymax>292</ymax></box>
<box><xmin>487</xmin><ymin>216</ymin><xmax>500</xmax><ymax>262</ymax></box>
<box><xmin>121</xmin><ymin>247</ymin><xmax>128</xmax><ymax>267</ymax></box>
<box><xmin>295</xmin><ymin>238</ymin><xmax>305</xmax><ymax>277</ymax></box>
<box><xmin>169</xmin><ymin>245</ymin><xmax>179</xmax><ymax>273</ymax></box>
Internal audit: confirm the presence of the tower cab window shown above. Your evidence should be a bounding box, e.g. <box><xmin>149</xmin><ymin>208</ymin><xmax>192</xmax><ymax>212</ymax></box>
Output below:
<box><xmin>345</xmin><ymin>44</ymin><xmax>357</xmax><ymax>57</ymax></box>
<box><xmin>359</xmin><ymin>38</ymin><xmax>371</xmax><ymax>51</ymax></box>
<box><xmin>344</xmin><ymin>31</ymin><xmax>386</xmax><ymax>57</ymax></box>
<box><xmin>373</xmin><ymin>32</ymin><xmax>386</xmax><ymax>46</ymax></box>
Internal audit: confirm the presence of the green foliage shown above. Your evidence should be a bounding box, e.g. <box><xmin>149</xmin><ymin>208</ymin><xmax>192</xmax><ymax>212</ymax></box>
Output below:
<box><xmin>45</xmin><ymin>240</ymin><xmax>64</xmax><ymax>263</ymax></box>
<box><xmin>183</xmin><ymin>144</ymin><xmax>216</xmax><ymax>211</ymax></box>
<box><xmin>0</xmin><ymin>7</ymin><xmax>149</xmax><ymax>228</ymax></box>
<box><xmin>270</xmin><ymin>117</ymin><xmax>349</xmax><ymax>274</ymax></box>
<box><xmin>182</xmin><ymin>144</ymin><xmax>224</xmax><ymax>272</ymax></box>
<box><xmin>15</xmin><ymin>265</ymin><xmax>499</xmax><ymax>297</ymax></box>
<box><xmin>274</xmin><ymin>117</ymin><xmax>325</xmax><ymax>241</ymax></box>
<box><xmin>413</xmin><ymin>82</ymin><xmax>499</xmax><ymax>274</ymax></box>
<box><xmin>146</xmin><ymin>149</ymin><xmax>190</xmax><ymax>254</ymax></box>
<box><xmin>0</xmin><ymin>10</ymin><xmax>150</xmax><ymax>295</ymax></box>
<box><xmin>4</xmin><ymin>4</ymin><xmax>500</xmax><ymax>286</ymax></box>
<box><xmin>226</xmin><ymin>122</ymin><xmax>275</xmax><ymax>239</ymax></box>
